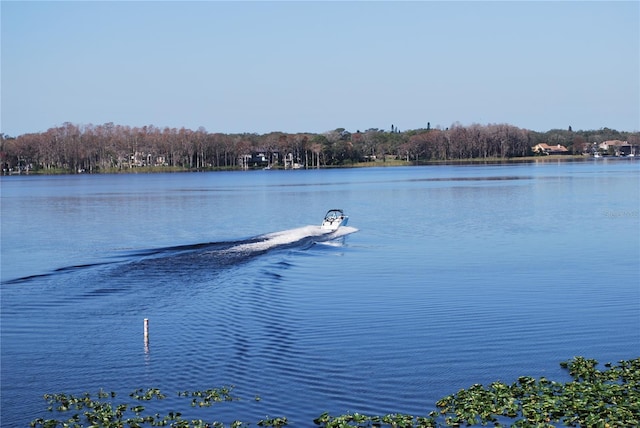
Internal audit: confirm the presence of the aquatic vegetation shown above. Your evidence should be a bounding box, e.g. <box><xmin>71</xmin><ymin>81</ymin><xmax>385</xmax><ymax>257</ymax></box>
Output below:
<box><xmin>30</xmin><ymin>357</ymin><xmax>639</xmax><ymax>427</ymax></box>
<box><xmin>30</xmin><ymin>386</ymin><xmax>243</xmax><ymax>428</ymax></box>
<box><xmin>313</xmin><ymin>412</ymin><xmax>435</xmax><ymax>427</ymax></box>
<box><xmin>433</xmin><ymin>356</ymin><xmax>640</xmax><ymax>427</ymax></box>
<box><xmin>177</xmin><ymin>388</ymin><xmax>237</xmax><ymax>408</ymax></box>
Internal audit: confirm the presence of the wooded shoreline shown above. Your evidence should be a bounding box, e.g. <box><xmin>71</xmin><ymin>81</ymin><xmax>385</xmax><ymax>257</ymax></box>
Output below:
<box><xmin>2</xmin><ymin>155</ymin><xmax>603</xmax><ymax>176</ymax></box>
<box><xmin>2</xmin><ymin>122</ymin><xmax>637</xmax><ymax>175</ymax></box>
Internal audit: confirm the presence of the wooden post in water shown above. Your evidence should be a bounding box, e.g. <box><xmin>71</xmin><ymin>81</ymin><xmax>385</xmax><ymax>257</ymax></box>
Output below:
<box><xmin>144</xmin><ymin>318</ymin><xmax>149</xmax><ymax>345</ymax></box>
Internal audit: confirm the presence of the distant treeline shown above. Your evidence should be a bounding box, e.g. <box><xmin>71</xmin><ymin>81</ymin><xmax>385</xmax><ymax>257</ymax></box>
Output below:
<box><xmin>1</xmin><ymin>122</ymin><xmax>638</xmax><ymax>173</ymax></box>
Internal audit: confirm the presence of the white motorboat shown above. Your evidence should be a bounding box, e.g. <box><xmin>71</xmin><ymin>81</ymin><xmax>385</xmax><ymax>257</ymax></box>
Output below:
<box><xmin>321</xmin><ymin>209</ymin><xmax>349</xmax><ymax>231</ymax></box>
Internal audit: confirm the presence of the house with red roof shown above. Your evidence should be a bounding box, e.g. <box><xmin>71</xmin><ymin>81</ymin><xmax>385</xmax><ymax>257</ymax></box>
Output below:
<box><xmin>532</xmin><ymin>143</ymin><xmax>570</xmax><ymax>155</ymax></box>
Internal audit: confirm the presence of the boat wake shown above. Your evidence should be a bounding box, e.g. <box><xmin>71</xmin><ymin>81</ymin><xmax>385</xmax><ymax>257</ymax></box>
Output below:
<box><xmin>227</xmin><ymin>225</ymin><xmax>357</xmax><ymax>254</ymax></box>
<box><xmin>3</xmin><ymin>225</ymin><xmax>358</xmax><ymax>285</ymax></box>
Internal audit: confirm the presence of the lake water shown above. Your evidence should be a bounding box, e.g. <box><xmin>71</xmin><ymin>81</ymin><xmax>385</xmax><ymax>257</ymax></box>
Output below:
<box><xmin>1</xmin><ymin>160</ymin><xmax>639</xmax><ymax>426</ymax></box>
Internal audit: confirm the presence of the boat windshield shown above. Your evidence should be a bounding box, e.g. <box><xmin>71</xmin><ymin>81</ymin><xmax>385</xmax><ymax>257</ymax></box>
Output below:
<box><xmin>325</xmin><ymin>210</ymin><xmax>342</xmax><ymax>220</ymax></box>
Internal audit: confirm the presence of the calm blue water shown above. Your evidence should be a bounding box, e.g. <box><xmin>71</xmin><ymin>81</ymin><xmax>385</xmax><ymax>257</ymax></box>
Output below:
<box><xmin>1</xmin><ymin>160</ymin><xmax>639</xmax><ymax>426</ymax></box>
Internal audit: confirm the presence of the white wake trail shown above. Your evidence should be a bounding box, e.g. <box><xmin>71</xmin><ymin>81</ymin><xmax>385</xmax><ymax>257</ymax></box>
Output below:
<box><xmin>229</xmin><ymin>225</ymin><xmax>357</xmax><ymax>253</ymax></box>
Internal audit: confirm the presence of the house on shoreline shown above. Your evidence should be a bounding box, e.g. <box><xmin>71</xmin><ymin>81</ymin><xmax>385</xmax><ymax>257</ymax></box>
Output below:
<box><xmin>239</xmin><ymin>150</ymin><xmax>289</xmax><ymax>169</ymax></box>
<box><xmin>532</xmin><ymin>143</ymin><xmax>570</xmax><ymax>155</ymax></box>
<box><xmin>598</xmin><ymin>140</ymin><xmax>638</xmax><ymax>156</ymax></box>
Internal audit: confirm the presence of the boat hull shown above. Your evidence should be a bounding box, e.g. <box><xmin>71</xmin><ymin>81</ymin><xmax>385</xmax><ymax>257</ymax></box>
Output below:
<box><xmin>321</xmin><ymin>217</ymin><xmax>348</xmax><ymax>231</ymax></box>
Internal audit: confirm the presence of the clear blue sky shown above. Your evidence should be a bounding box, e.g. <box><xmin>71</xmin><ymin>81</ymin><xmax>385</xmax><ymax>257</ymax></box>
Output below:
<box><xmin>2</xmin><ymin>1</ymin><xmax>638</xmax><ymax>136</ymax></box>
